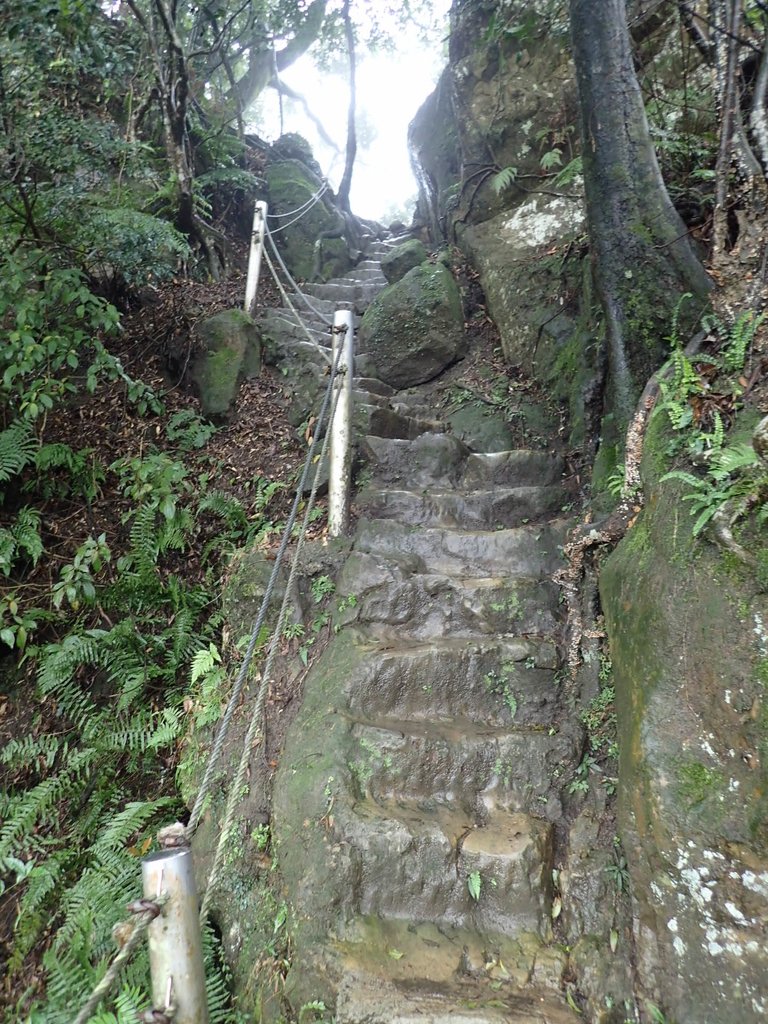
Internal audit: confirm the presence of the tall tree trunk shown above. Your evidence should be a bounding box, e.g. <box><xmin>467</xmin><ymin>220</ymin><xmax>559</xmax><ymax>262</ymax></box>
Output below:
<box><xmin>337</xmin><ymin>0</ymin><xmax>357</xmax><ymax>214</ymax></box>
<box><xmin>570</xmin><ymin>0</ymin><xmax>711</xmax><ymax>423</ymax></box>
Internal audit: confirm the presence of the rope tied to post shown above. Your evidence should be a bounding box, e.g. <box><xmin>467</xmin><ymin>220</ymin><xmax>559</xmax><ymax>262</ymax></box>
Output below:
<box><xmin>71</xmin><ymin>896</ymin><xmax>167</xmax><ymax>1024</ymax></box>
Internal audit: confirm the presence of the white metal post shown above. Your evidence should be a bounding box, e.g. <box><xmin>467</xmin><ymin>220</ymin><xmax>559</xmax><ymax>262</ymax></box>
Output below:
<box><xmin>244</xmin><ymin>200</ymin><xmax>267</xmax><ymax>316</ymax></box>
<box><xmin>328</xmin><ymin>309</ymin><xmax>354</xmax><ymax>537</ymax></box>
<box><xmin>142</xmin><ymin>848</ymin><xmax>209</xmax><ymax>1024</ymax></box>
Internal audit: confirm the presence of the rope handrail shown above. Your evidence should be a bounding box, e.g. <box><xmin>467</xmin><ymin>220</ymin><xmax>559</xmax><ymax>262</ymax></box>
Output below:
<box><xmin>265</xmin><ymin>222</ymin><xmax>335</xmax><ymax>326</ymax></box>
<box><xmin>263</xmin><ymin>248</ymin><xmax>332</xmax><ymax>350</ymax></box>
<box><xmin>267</xmin><ymin>186</ymin><xmax>330</xmax><ymax>235</ymax></box>
<box><xmin>71</xmin><ymin>896</ymin><xmax>167</xmax><ymax>1024</ymax></box>
<box><xmin>185</xmin><ymin>332</ymin><xmax>342</xmax><ymax>839</ymax></box>
<box><xmin>200</xmin><ymin>345</ymin><xmax>345</xmax><ymax>918</ymax></box>
<box><xmin>267</xmin><ymin>181</ymin><xmax>328</xmax><ymax>221</ymax></box>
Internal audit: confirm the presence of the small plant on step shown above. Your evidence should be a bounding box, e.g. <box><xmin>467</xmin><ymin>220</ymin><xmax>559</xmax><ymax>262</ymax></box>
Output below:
<box><xmin>467</xmin><ymin>869</ymin><xmax>483</xmax><ymax>901</ymax></box>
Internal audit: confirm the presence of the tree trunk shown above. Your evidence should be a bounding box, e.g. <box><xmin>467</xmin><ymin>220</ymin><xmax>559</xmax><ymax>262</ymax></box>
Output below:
<box><xmin>337</xmin><ymin>0</ymin><xmax>357</xmax><ymax>214</ymax></box>
<box><xmin>570</xmin><ymin>0</ymin><xmax>711</xmax><ymax>423</ymax></box>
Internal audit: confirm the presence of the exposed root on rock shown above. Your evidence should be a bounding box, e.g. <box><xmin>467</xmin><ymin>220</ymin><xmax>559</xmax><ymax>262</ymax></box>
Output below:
<box><xmin>555</xmin><ymin>334</ymin><xmax>705</xmax><ymax>674</ymax></box>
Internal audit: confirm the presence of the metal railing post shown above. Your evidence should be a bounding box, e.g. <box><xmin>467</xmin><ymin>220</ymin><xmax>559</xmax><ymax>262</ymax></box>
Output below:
<box><xmin>328</xmin><ymin>309</ymin><xmax>354</xmax><ymax>537</ymax></box>
<box><xmin>142</xmin><ymin>848</ymin><xmax>209</xmax><ymax>1024</ymax></box>
<box><xmin>244</xmin><ymin>199</ymin><xmax>267</xmax><ymax>316</ymax></box>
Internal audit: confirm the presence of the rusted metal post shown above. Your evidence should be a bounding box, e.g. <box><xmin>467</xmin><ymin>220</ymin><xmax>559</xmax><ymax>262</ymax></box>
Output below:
<box><xmin>142</xmin><ymin>848</ymin><xmax>208</xmax><ymax>1024</ymax></box>
<box><xmin>328</xmin><ymin>308</ymin><xmax>354</xmax><ymax>537</ymax></box>
<box><xmin>244</xmin><ymin>200</ymin><xmax>267</xmax><ymax>316</ymax></box>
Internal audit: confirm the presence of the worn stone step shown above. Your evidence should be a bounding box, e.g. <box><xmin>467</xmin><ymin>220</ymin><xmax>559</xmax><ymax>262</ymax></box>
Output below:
<box><xmin>263</xmin><ymin>334</ymin><xmax>331</xmax><ymax>369</ymax></box>
<box><xmin>353</xmin><ymin>376</ymin><xmax>396</xmax><ymax>397</ymax></box>
<box><xmin>361</xmin><ymin>433</ymin><xmax>473</xmax><ymax>488</ymax></box>
<box><xmin>305</xmin><ymin>281</ymin><xmax>383</xmax><ymax>306</ymax></box>
<box><xmin>262</xmin><ymin>312</ymin><xmax>330</xmax><ymax>344</ymax></box>
<box><xmin>342</xmin><ymin>801</ymin><xmax>553</xmax><ymax>936</ymax></box>
<box><xmin>332</xmin><ymin>922</ymin><xmax>576</xmax><ymax>1024</ymax></box>
<box><xmin>347</xmin><ymin>719</ymin><xmax>579</xmax><ymax>821</ymax></box>
<box><xmin>337</xmin><ymin>555</ymin><xmax>561</xmax><ymax>640</ymax></box>
<box><xmin>341</xmin><ymin>267</ymin><xmax>388</xmax><ymax>283</ymax></box>
<box><xmin>462</xmin><ymin>451</ymin><xmax>566</xmax><ymax>488</ymax></box>
<box><xmin>357</xmin><ymin>406</ymin><xmax>445</xmax><ymax>441</ymax></box>
<box><xmin>357</xmin><ymin>485</ymin><xmax>567</xmax><ymax>528</ymax></box>
<box><xmin>362</xmin><ymin>436</ymin><xmax>566</xmax><ymax>491</ymax></box>
<box><xmin>344</xmin><ymin>638</ymin><xmax>560</xmax><ymax>729</ymax></box>
<box><xmin>354</xmin><ymin>519</ymin><xmax>567</xmax><ymax>578</ymax></box>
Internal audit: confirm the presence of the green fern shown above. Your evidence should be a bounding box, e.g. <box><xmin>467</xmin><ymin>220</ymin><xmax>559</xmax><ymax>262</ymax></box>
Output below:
<box><xmin>0</xmin><ymin>505</ymin><xmax>43</xmax><ymax>575</ymax></box>
<box><xmin>492</xmin><ymin>165</ymin><xmax>518</xmax><ymax>194</ymax></box>
<box><xmin>0</xmin><ymin>422</ymin><xmax>36</xmax><ymax>483</ymax></box>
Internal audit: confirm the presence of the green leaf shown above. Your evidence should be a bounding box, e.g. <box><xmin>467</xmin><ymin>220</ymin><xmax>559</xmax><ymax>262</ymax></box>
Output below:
<box><xmin>492</xmin><ymin>166</ymin><xmax>518</xmax><ymax>194</ymax></box>
<box><xmin>467</xmin><ymin>870</ymin><xmax>482</xmax><ymax>901</ymax></box>
<box><xmin>540</xmin><ymin>148</ymin><xmax>563</xmax><ymax>170</ymax></box>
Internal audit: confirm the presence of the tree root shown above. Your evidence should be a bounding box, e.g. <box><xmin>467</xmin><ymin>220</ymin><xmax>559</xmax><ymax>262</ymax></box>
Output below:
<box><xmin>554</xmin><ymin>334</ymin><xmax>705</xmax><ymax>674</ymax></box>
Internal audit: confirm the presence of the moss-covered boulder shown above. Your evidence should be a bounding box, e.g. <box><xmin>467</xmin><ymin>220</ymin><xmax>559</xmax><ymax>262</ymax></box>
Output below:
<box><xmin>380</xmin><ymin>238</ymin><xmax>428</xmax><ymax>284</ymax></box>
<box><xmin>358</xmin><ymin>263</ymin><xmax>466</xmax><ymax>388</ymax></box>
<box><xmin>266</xmin><ymin>158</ymin><xmax>351</xmax><ymax>281</ymax></box>
<box><xmin>189</xmin><ymin>309</ymin><xmax>261</xmax><ymax>419</ymax></box>
<box><xmin>600</xmin><ymin>411</ymin><xmax>768</xmax><ymax>1024</ymax></box>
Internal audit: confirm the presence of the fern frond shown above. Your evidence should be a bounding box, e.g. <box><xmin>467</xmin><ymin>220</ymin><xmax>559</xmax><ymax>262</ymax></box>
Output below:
<box><xmin>1</xmin><ymin>733</ymin><xmax>63</xmax><ymax>770</ymax></box>
<box><xmin>712</xmin><ymin>442</ymin><xmax>759</xmax><ymax>478</ymax></box>
<box><xmin>0</xmin><ymin>746</ymin><xmax>98</xmax><ymax>859</ymax></box>
<box><xmin>128</xmin><ymin>502</ymin><xmax>161</xmax><ymax>574</ymax></box>
<box><xmin>0</xmin><ymin>422</ymin><xmax>36</xmax><ymax>483</ymax></box>
<box><xmin>492</xmin><ymin>165</ymin><xmax>518</xmax><ymax>194</ymax></box>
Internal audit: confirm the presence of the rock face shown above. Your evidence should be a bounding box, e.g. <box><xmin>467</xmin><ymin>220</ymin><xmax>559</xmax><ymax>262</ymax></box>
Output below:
<box><xmin>600</xmin><ymin>413</ymin><xmax>768</xmax><ymax>1024</ymax></box>
<box><xmin>189</xmin><ymin>309</ymin><xmax>261</xmax><ymax>419</ymax></box>
<box><xmin>266</xmin><ymin>155</ymin><xmax>351</xmax><ymax>282</ymax></box>
<box><xmin>380</xmin><ymin>238</ymin><xmax>428</xmax><ymax>284</ymax></box>
<box><xmin>358</xmin><ymin>262</ymin><xmax>466</xmax><ymax>388</ymax></box>
<box><xmin>408</xmin><ymin>3</ymin><xmax>599</xmax><ymax>452</ymax></box>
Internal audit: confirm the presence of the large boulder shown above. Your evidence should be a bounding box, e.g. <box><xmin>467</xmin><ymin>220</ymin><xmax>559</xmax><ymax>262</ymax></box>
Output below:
<box><xmin>189</xmin><ymin>309</ymin><xmax>261</xmax><ymax>419</ymax></box>
<box><xmin>380</xmin><ymin>239</ymin><xmax>428</xmax><ymax>284</ymax></box>
<box><xmin>266</xmin><ymin>156</ymin><xmax>352</xmax><ymax>281</ymax></box>
<box><xmin>358</xmin><ymin>263</ymin><xmax>466</xmax><ymax>389</ymax></box>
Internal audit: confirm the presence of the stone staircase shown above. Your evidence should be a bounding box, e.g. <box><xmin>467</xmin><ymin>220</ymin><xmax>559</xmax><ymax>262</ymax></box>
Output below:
<box><xmin>267</xmin><ymin>242</ymin><xmax>586</xmax><ymax>1023</ymax></box>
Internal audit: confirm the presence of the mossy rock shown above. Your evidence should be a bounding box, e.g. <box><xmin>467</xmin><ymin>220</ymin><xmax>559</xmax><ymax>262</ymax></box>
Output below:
<box><xmin>266</xmin><ymin>159</ymin><xmax>351</xmax><ymax>281</ymax></box>
<box><xmin>358</xmin><ymin>262</ymin><xmax>466</xmax><ymax>389</ymax></box>
<box><xmin>599</xmin><ymin>409</ymin><xmax>768</xmax><ymax>1023</ymax></box>
<box><xmin>380</xmin><ymin>239</ymin><xmax>429</xmax><ymax>284</ymax></box>
<box><xmin>189</xmin><ymin>309</ymin><xmax>261</xmax><ymax>419</ymax></box>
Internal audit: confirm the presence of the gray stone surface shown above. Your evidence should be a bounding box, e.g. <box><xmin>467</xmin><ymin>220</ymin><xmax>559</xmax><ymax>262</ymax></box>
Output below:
<box><xmin>380</xmin><ymin>238</ymin><xmax>429</xmax><ymax>284</ymax></box>
<box><xmin>358</xmin><ymin>263</ymin><xmax>466</xmax><ymax>388</ymax></box>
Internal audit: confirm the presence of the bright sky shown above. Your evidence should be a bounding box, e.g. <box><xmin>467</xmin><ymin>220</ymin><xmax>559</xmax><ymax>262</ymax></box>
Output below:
<box><xmin>252</xmin><ymin>4</ymin><xmax>450</xmax><ymax>222</ymax></box>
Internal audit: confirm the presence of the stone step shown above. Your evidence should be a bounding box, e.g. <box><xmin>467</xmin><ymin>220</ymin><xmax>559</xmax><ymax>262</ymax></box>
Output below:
<box><xmin>342</xmin><ymin>801</ymin><xmax>553</xmax><ymax>936</ymax></box>
<box><xmin>353</xmin><ymin>389</ymin><xmax>391</xmax><ymax>409</ymax></box>
<box><xmin>357</xmin><ymin>485</ymin><xmax>567</xmax><ymax>529</ymax></box>
<box><xmin>340</xmin><ymin>267</ymin><xmax>388</xmax><ymax>283</ymax></box>
<box><xmin>335</xmin><ymin>967</ymin><xmax>577</xmax><ymax>1024</ymax></box>
<box><xmin>362</xmin><ymin>436</ymin><xmax>566</xmax><ymax>490</ymax></box>
<box><xmin>361</xmin><ymin>433</ymin><xmax>473</xmax><ymax>488</ymax></box>
<box><xmin>356</xmin><ymin>405</ymin><xmax>446</xmax><ymax>442</ymax></box>
<box><xmin>463</xmin><ymin>450</ymin><xmax>566</xmax><ymax>488</ymax></box>
<box><xmin>347</xmin><ymin>719</ymin><xmax>579</xmax><ymax>821</ymax></box>
<box><xmin>343</xmin><ymin>637</ymin><xmax>561</xmax><ymax>729</ymax></box>
<box><xmin>337</xmin><ymin>556</ymin><xmax>561</xmax><ymax>641</ymax></box>
<box><xmin>263</xmin><ymin>334</ymin><xmax>331</xmax><ymax>369</ymax></box>
<box><xmin>354</xmin><ymin>377</ymin><xmax>395</xmax><ymax>397</ymax></box>
<box><xmin>305</xmin><ymin>281</ymin><xmax>383</xmax><ymax>305</ymax></box>
<box><xmin>354</xmin><ymin>519</ymin><xmax>567</xmax><ymax>579</ymax></box>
